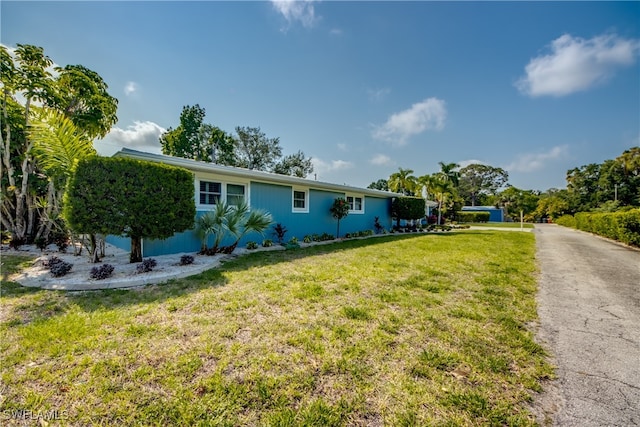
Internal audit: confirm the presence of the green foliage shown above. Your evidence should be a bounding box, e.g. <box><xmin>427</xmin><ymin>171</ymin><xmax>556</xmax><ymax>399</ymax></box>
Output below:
<box><xmin>64</xmin><ymin>157</ymin><xmax>195</xmax><ymax>262</ymax></box>
<box><xmin>391</xmin><ymin>197</ymin><xmax>425</xmax><ymax>221</ymax></box>
<box><xmin>246</xmin><ymin>241</ymin><xmax>258</xmax><ymax>250</ymax></box>
<box><xmin>389</xmin><ymin>168</ymin><xmax>417</xmax><ymax>195</ymax></box>
<box><xmin>235</xmin><ymin>126</ymin><xmax>283</xmax><ymax>171</ymax></box>
<box><xmin>456</xmin><ymin>211</ymin><xmax>491</xmax><ymax>223</ymax></box>
<box><xmin>273</xmin><ymin>150</ymin><xmax>314</xmax><ymax>178</ymax></box>
<box><xmin>573</xmin><ymin>209</ymin><xmax>640</xmax><ymax>247</ymax></box>
<box><xmin>367</xmin><ymin>179</ymin><xmax>389</xmax><ymax>191</ymax></box>
<box><xmin>458</xmin><ymin>164</ymin><xmax>509</xmax><ymax>206</ymax></box>
<box><xmin>555</xmin><ymin>215</ymin><xmax>576</xmax><ymax>228</ymax></box>
<box><xmin>330</xmin><ymin>198</ymin><xmax>350</xmax><ymax>237</ymax></box>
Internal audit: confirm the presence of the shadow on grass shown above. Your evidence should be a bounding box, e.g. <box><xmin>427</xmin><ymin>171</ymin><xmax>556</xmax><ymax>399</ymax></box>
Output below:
<box><xmin>0</xmin><ymin>230</ymin><xmax>485</xmax><ymax>319</ymax></box>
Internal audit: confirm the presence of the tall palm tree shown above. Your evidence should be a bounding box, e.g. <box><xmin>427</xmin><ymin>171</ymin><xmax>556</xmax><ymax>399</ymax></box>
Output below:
<box><xmin>389</xmin><ymin>167</ymin><xmax>417</xmax><ymax>195</ymax></box>
<box><xmin>437</xmin><ymin>161</ymin><xmax>460</xmax><ymax>187</ymax></box>
<box><xmin>430</xmin><ymin>175</ymin><xmax>453</xmax><ymax>225</ymax></box>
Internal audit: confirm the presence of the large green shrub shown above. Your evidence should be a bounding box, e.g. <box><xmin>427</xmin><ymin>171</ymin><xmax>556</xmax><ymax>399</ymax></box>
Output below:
<box><xmin>391</xmin><ymin>197</ymin><xmax>425</xmax><ymax>228</ymax></box>
<box><xmin>64</xmin><ymin>157</ymin><xmax>196</xmax><ymax>262</ymax></box>
<box><xmin>456</xmin><ymin>211</ymin><xmax>491</xmax><ymax>223</ymax></box>
<box><xmin>555</xmin><ymin>215</ymin><xmax>576</xmax><ymax>228</ymax></box>
<box><xmin>572</xmin><ymin>209</ymin><xmax>640</xmax><ymax>247</ymax></box>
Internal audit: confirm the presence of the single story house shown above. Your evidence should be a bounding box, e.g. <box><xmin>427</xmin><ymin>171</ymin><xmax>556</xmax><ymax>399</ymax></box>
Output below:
<box><xmin>460</xmin><ymin>205</ymin><xmax>505</xmax><ymax>222</ymax></box>
<box><xmin>106</xmin><ymin>148</ymin><xmax>402</xmax><ymax>256</ymax></box>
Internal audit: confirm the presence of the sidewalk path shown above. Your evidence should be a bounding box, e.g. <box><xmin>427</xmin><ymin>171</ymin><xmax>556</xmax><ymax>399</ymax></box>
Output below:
<box><xmin>534</xmin><ymin>224</ymin><xmax>640</xmax><ymax>426</ymax></box>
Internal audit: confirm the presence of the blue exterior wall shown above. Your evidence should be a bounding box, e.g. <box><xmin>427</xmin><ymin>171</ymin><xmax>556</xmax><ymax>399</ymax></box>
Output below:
<box><xmin>461</xmin><ymin>206</ymin><xmax>504</xmax><ymax>222</ymax></box>
<box><xmin>107</xmin><ymin>180</ymin><xmax>393</xmax><ymax>257</ymax></box>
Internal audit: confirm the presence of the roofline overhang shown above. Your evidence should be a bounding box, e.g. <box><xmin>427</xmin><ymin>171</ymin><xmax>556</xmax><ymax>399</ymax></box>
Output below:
<box><xmin>114</xmin><ymin>148</ymin><xmax>403</xmax><ymax>198</ymax></box>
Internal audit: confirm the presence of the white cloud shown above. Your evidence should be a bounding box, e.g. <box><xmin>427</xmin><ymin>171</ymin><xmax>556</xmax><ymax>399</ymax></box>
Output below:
<box><xmin>367</xmin><ymin>87</ymin><xmax>391</xmax><ymax>103</ymax></box>
<box><xmin>370</xmin><ymin>154</ymin><xmax>393</xmax><ymax>166</ymax></box>
<box><xmin>124</xmin><ymin>81</ymin><xmax>138</xmax><ymax>96</ymax></box>
<box><xmin>271</xmin><ymin>0</ymin><xmax>318</xmax><ymax>30</ymax></box>
<box><xmin>372</xmin><ymin>97</ymin><xmax>447</xmax><ymax>145</ymax></box>
<box><xmin>337</xmin><ymin>143</ymin><xmax>348</xmax><ymax>151</ymax></box>
<box><xmin>96</xmin><ymin>121</ymin><xmax>165</xmax><ymax>156</ymax></box>
<box><xmin>312</xmin><ymin>158</ymin><xmax>354</xmax><ymax>179</ymax></box>
<box><xmin>516</xmin><ymin>33</ymin><xmax>640</xmax><ymax>97</ymax></box>
<box><xmin>505</xmin><ymin>145</ymin><xmax>569</xmax><ymax>173</ymax></box>
<box><xmin>329</xmin><ymin>28</ymin><xmax>343</xmax><ymax>36</ymax></box>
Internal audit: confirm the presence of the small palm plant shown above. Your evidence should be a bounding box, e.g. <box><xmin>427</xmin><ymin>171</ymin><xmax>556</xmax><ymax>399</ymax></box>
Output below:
<box><xmin>195</xmin><ymin>202</ymin><xmax>233</xmax><ymax>254</ymax></box>
<box><xmin>222</xmin><ymin>201</ymin><xmax>273</xmax><ymax>253</ymax></box>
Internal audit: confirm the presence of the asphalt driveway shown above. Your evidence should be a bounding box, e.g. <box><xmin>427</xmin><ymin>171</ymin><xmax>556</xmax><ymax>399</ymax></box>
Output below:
<box><xmin>533</xmin><ymin>223</ymin><xmax>640</xmax><ymax>426</ymax></box>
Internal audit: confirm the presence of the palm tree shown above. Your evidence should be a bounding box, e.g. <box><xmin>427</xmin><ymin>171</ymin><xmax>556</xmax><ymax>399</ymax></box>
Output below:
<box><xmin>389</xmin><ymin>167</ymin><xmax>417</xmax><ymax>195</ymax></box>
<box><xmin>29</xmin><ymin>108</ymin><xmax>98</xmax><ymax>258</ymax></box>
<box><xmin>196</xmin><ymin>201</ymin><xmax>233</xmax><ymax>254</ymax></box>
<box><xmin>437</xmin><ymin>161</ymin><xmax>460</xmax><ymax>187</ymax></box>
<box><xmin>222</xmin><ymin>201</ymin><xmax>273</xmax><ymax>253</ymax></box>
<box><xmin>430</xmin><ymin>175</ymin><xmax>453</xmax><ymax>225</ymax></box>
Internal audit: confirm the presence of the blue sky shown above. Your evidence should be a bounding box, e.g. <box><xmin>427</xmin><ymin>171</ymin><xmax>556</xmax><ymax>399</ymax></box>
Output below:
<box><xmin>2</xmin><ymin>1</ymin><xmax>639</xmax><ymax>192</ymax></box>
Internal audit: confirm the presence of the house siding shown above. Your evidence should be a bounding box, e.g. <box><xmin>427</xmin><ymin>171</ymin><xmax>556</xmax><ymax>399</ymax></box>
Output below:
<box><xmin>106</xmin><ymin>149</ymin><xmax>397</xmax><ymax>257</ymax></box>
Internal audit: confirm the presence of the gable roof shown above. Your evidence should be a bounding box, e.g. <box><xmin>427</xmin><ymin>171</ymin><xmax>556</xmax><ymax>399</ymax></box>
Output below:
<box><xmin>114</xmin><ymin>148</ymin><xmax>400</xmax><ymax>198</ymax></box>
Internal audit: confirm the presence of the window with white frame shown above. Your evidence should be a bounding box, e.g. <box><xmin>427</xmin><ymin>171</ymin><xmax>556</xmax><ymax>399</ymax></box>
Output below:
<box><xmin>346</xmin><ymin>194</ymin><xmax>364</xmax><ymax>213</ymax></box>
<box><xmin>292</xmin><ymin>188</ymin><xmax>309</xmax><ymax>213</ymax></box>
<box><xmin>226</xmin><ymin>184</ymin><xmax>246</xmax><ymax>206</ymax></box>
<box><xmin>200</xmin><ymin>181</ymin><xmax>221</xmax><ymax>205</ymax></box>
<box><xmin>198</xmin><ymin>180</ymin><xmax>247</xmax><ymax>207</ymax></box>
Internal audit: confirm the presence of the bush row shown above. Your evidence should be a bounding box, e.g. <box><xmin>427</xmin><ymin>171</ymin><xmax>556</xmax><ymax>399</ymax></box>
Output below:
<box><xmin>455</xmin><ymin>211</ymin><xmax>491</xmax><ymax>223</ymax></box>
<box><xmin>559</xmin><ymin>209</ymin><xmax>640</xmax><ymax>247</ymax></box>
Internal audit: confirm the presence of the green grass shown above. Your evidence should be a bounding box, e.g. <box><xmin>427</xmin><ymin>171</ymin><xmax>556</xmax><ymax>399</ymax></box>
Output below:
<box><xmin>0</xmin><ymin>232</ymin><xmax>552</xmax><ymax>425</ymax></box>
<box><xmin>467</xmin><ymin>222</ymin><xmax>535</xmax><ymax>229</ymax></box>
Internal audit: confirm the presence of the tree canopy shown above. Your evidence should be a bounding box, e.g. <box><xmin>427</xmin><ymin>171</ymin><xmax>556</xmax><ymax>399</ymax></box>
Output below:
<box><xmin>159</xmin><ymin>105</ymin><xmax>314</xmax><ymax>177</ymax></box>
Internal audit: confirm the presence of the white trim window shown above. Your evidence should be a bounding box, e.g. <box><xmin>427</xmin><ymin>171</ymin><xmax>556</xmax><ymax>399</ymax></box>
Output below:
<box><xmin>346</xmin><ymin>194</ymin><xmax>364</xmax><ymax>214</ymax></box>
<box><xmin>226</xmin><ymin>183</ymin><xmax>246</xmax><ymax>206</ymax></box>
<box><xmin>199</xmin><ymin>181</ymin><xmax>221</xmax><ymax>205</ymax></box>
<box><xmin>292</xmin><ymin>188</ymin><xmax>309</xmax><ymax>213</ymax></box>
<box><xmin>198</xmin><ymin>180</ymin><xmax>247</xmax><ymax>208</ymax></box>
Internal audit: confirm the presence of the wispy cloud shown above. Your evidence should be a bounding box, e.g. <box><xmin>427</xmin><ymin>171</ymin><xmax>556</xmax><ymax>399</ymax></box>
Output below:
<box><xmin>516</xmin><ymin>33</ymin><xmax>640</xmax><ymax>97</ymax></box>
<box><xmin>370</xmin><ymin>154</ymin><xmax>393</xmax><ymax>166</ymax></box>
<box><xmin>329</xmin><ymin>28</ymin><xmax>343</xmax><ymax>36</ymax></box>
<box><xmin>312</xmin><ymin>158</ymin><xmax>354</xmax><ymax>179</ymax></box>
<box><xmin>271</xmin><ymin>0</ymin><xmax>318</xmax><ymax>31</ymax></box>
<box><xmin>367</xmin><ymin>87</ymin><xmax>391</xmax><ymax>103</ymax></box>
<box><xmin>97</xmin><ymin>121</ymin><xmax>165</xmax><ymax>155</ymax></box>
<box><xmin>372</xmin><ymin>97</ymin><xmax>447</xmax><ymax>146</ymax></box>
<box><xmin>124</xmin><ymin>81</ymin><xmax>138</xmax><ymax>96</ymax></box>
<box><xmin>505</xmin><ymin>145</ymin><xmax>569</xmax><ymax>173</ymax></box>
<box><xmin>337</xmin><ymin>143</ymin><xmax>348</xmax><ymax>152</ymax></box>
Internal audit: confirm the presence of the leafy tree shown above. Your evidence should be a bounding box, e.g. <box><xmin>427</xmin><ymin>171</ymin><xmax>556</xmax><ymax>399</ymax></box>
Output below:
<box><xmin>367</xmin><ymin>179</ymin><xmax>389</xmax><ymax>191</ymax></box>
<box><xmin>273</xmin><ymin>150</ymin><xmax>314</xmax><ymax>177</ymax></box>
<box><xmin>458</xmin><ymin>164</ymin><xmax>509</xmax><ymax>206</ymax></box>
<box><xmin>199</xmin><ymin>123</ymin><xmax>238</xmax><ymax>165</ymax></box>
<box><xmin>235</xmin><ymin>126</ymin><xmax>283</xmax><ymax>171</ymax></box>
<box><xmin>389</xmin><ymin>167</ymin><xmax>417</xmax><ymax>195</ymax></box>
<box><xmin>391</xmin><ymin>197</ymin><xmax>425</xmax><ymax>228</ymax></box>
<box><xmin>494</xmin><ymin>186</ymin><xmax>539</xmax><ymax>221</ymax></box>
<box><xmin>534</xmin><ymin>189</ymin><xmax>571</xmax><ymax>220</ymax></box>
<box><xmin>1</xmin><ymin>44</ymin><xmax>54</xmax><ymax>243</ymax></box>
<box><xmin>48</xmin><ymin>65</ymin><xmax>118</xmax><ymax>139</ymax></box>
<box><xmin>64</xmin><ymin>157</ymin><xmax>195</xmax><ymax>263</ymax></box>
<box><xmin>1</xmin><ymin>44</ymin><xmax>118</xmax><ymax>244</ymax></box>
<box><xmin>160</xmin><ymin>104</ymin><xmax>206</xmax><ymax>160</ymax></box>
<box><xmin>330</xmin><ymin>197</ymin><xmax>350</xmax><ymax>237</ymax></box>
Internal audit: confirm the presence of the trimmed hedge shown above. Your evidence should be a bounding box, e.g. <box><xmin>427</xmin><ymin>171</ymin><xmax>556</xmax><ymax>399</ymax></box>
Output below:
<box><xmin>569</xmin><ymin>209</ymin><xmax>640</xmax><ymax>247</ymax></box>
<box><xmin>456</xmin><ymin>211</ymin><xmax>490</xmax><ymax>223</ymax></box>
<box><xmin>555</xmin><ymin>215</ymin><xmax>576</xmax><ymax>228</ymax></box>
<box><xmin>391</xmin><ymin>197</ymin><xmax>425</xmax><ymax>220</ymax></box>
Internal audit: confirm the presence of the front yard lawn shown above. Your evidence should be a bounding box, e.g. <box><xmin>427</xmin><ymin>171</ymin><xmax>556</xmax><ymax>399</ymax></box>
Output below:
<box><xmin>0</xmin><ymin>231</ymin><xmax>551</xmax><ymax>426</ymax></box>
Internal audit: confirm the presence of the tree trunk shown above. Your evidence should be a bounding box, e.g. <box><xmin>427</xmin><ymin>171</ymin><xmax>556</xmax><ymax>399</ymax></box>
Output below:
<box><xmin>130</xmin><ymin>236</ymin><xmax>142</xmax><ymax>263</ymax></box>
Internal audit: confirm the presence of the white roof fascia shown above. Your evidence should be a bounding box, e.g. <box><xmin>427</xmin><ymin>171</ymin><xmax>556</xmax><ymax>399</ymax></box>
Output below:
<box><xmin>114</xmin><ymin>148</ymin><xmax>401</xmax><ymax>199</ymax></box>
